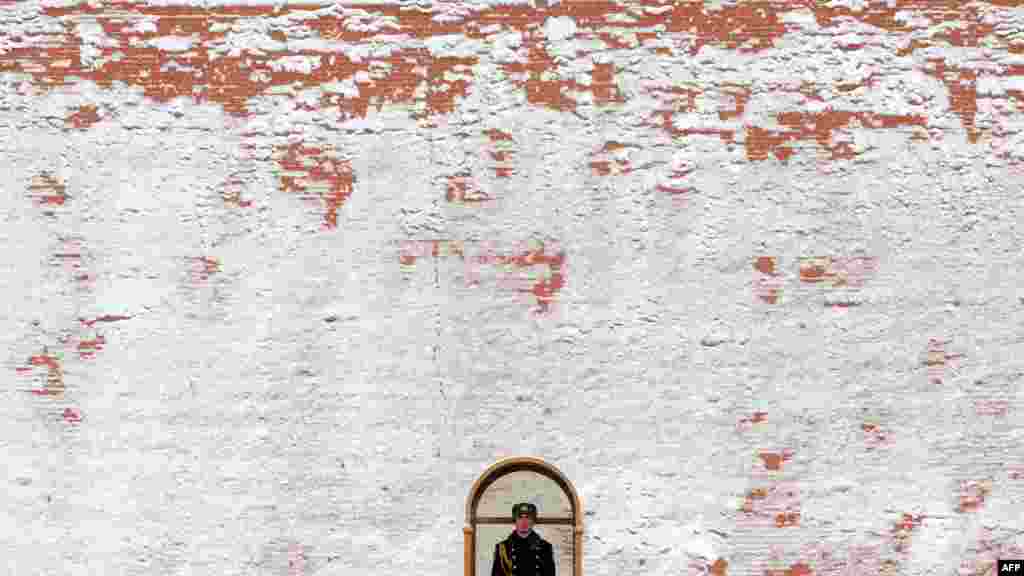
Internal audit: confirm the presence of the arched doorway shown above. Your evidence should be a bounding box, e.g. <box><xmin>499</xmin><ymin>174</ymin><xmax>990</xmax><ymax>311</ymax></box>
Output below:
<box><xmin>464</xmin><ymin>456</ymin><xmax>583</xmax><ymax>576</ymax></box>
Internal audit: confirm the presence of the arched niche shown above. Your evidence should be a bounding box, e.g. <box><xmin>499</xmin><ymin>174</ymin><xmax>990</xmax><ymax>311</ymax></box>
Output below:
<box><xmin>464</xmin><ymin>457</ymin><xmax>583</xmax><ymax>576</ymax></box>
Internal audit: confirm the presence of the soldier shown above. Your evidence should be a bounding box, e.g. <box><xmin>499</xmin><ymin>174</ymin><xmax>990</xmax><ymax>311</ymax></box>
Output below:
<box><xmin>491</xmin><ymin>502</ymin><xmax>556</xmax><ymax>576</ymax></box>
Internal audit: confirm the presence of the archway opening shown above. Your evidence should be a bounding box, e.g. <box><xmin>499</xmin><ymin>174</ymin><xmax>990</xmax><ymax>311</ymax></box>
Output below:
<box><xmin>464</xmin><ymin>457</ymin><xmax>583</xmax><ymax>576</ymax></box>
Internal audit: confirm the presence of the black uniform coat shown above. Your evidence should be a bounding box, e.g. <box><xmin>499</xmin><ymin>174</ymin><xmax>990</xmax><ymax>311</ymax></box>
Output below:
<box><xmin>491</xmin><ymin>529</ymin><xmax>556</xmax><ymax>576</ymax></box>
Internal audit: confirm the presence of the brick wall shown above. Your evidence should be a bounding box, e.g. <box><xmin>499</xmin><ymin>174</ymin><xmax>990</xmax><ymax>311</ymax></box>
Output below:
<box><xmin>2</xmin><ymin>0</ymin><xmax>1023</xmax><ymax>574</ymax></box>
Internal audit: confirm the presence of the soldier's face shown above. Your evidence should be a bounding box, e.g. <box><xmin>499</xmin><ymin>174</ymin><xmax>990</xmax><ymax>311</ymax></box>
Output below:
<box><xmin>516</xmin><ymin>514</ymin><xmax>533</xmax><ymax>532</ymax></box>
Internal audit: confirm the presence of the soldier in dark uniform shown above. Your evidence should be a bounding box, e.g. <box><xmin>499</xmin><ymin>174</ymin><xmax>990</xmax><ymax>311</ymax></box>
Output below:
<box><xmin>491</xmin><ymin>502</ymin><xmax>556</xmax><ymax>576</ymax></box>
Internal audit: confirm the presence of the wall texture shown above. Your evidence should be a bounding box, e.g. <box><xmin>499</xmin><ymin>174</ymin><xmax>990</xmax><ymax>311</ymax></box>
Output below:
<box><xmin>2</xmin><ymin>0</ymin><xmax>1024</xmax><ymax>574</ymax></box>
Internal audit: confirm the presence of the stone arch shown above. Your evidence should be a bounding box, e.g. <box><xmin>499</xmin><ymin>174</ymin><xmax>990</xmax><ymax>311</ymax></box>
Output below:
<box><xmin>464</xmin><ymin>456</ymin><xmax>583</xmax><ymax>576</ymax></box>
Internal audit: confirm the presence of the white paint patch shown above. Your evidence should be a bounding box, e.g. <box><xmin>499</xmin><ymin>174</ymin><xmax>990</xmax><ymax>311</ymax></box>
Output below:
<box><xmin>126</xmin><ymin>19</ymin><xmax>159</xmax><ymax>35</ymax></box>
<box><xmin>75</xmin><ymin>20</ymin><xmax>119</xmax><ymax>70</ymax></box>
<box><xmin>321</xmin><ymin>78</ymin><xmax>362</xmax><ymax>99</ymax></box>
<box><xmin>210</xmin><ymin>32</ymin><xmax>273</xmax><ymax>58</ymax></box>
<box><xmin>341</xmin><ymin>15</ymin><xmax>401</xmax><ymax>34</ymax></box>
<box><xmin>685</xmin><ymin>536</ymin><xmax>717</xmax><ymax>561</ymax></box>
<box><xmin>823</xmin><ymin>0</ymin><xmax>870</xmax><ymax>11</ymax></box>
<box><xmin>145</xmin><ymin>35</ymin><xmax>197</xmax><ymax>52</ymax></box>
<box><xmin>544</xmin><ymin>16</ymin><xmax>577</xmax><ymax>43</ymax></box>
<box><xmin>894</xmin><ymin>9</ymin><xmax>930</xmax><ymax>27</ymax></box>
<box><xmin>488</xmin><ymin>31</ymin><xmax>525</xmax><ymax>63</ymax></box>
<box><xmin>643</xmin><ymin>4</ymin><xmax>673</xmax><ymax>14</ymax></box>
<box><xmin>268</xmin><ymin>54</ymin><xmax>321</xmax><ymax>74</ymax></box>
<box><xmin>423</xmin><ymin>33</ymin><xmax>483</xmax><ymax>58</ymax></box>
<box><xmin>92</xmin><ymin>277</ymin><xmax>172</xmax><ymax>317</ymax></box>
<box><xmin>1009</xmin><ymin>131</ymin><xmax>1024</xmax><ymax>159</ymax></box>
<box><xmin>976</xmin><ymin>74</ymin><xmax>1005</xmax><ymax>96</ymax></box>
<box><xmin>781</xmin><ymin>8</ymin><xmax>818</xmax><ymax>27</ymax></box>
<box><xmin>145</xmin><ymin>0</ymin><xmax>306</xmax><ymax>5</ymax></box>
<box><xmin>74</xmin><ymin>20</ymin><xmax>109</xmax><ymax>44</ymax></box>
<box><xmin>339</xmin><ymin>42</ymin><xmax>388</xmax><ymax>63</ymax></box>
<box><xmin>543</xmin><ymin>16</ymin><xmax>580</xmax><ymax>62</ymax></box>
<box><xmin>906</xmin><ymin>515</ymin><xmax>956</xmax><ymax>574</ymax></box>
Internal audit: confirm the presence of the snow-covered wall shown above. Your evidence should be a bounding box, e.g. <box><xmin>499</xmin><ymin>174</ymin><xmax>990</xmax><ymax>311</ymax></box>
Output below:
<box><xmin>2</xmin><ymin>0</ymin><xmax>1023</xmax><ymax>574</ymax></box>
